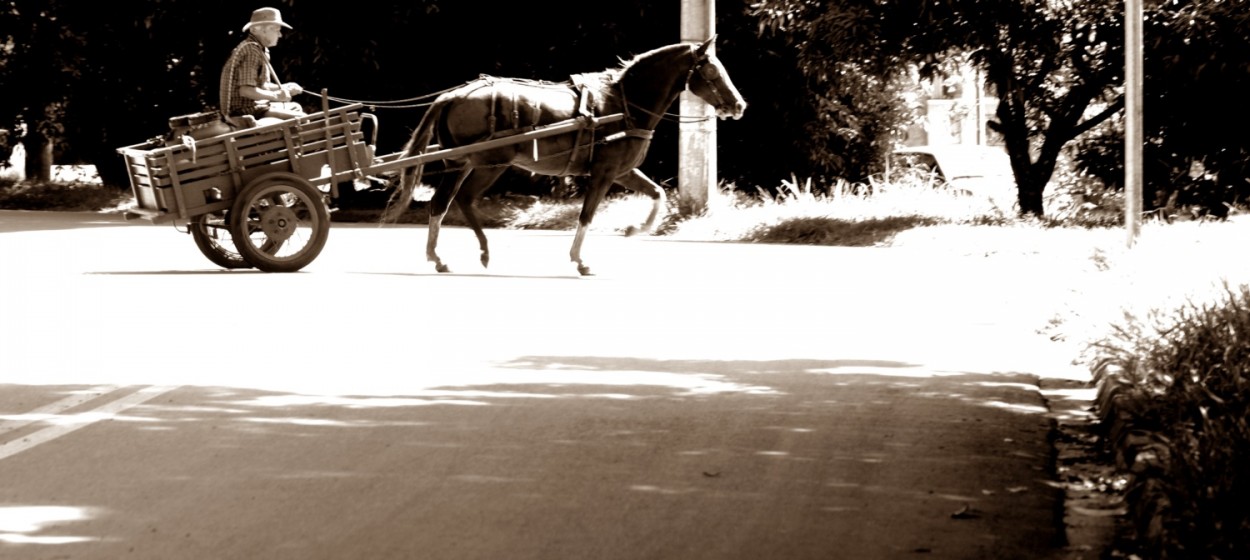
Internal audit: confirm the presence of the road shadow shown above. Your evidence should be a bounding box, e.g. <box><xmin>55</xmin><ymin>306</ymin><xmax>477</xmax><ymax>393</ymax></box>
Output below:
<box><xmin>0</xmin><ymin>357</ymin><xmax>1066</xmax><ymax>559</ymax></box>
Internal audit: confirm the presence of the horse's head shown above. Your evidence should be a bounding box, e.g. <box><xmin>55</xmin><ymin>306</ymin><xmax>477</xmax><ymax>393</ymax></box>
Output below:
<box><xmin>687</xmin><ymin>37</ymin><xmax>747</xmax><ymax>120</ymax></box>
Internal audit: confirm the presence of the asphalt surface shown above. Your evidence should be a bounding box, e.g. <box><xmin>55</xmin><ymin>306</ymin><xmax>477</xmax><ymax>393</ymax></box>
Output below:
<box><xmin>0</xmin><ymin>209</ymin><xmax>1090</xmax><ymax>559</ymax></box>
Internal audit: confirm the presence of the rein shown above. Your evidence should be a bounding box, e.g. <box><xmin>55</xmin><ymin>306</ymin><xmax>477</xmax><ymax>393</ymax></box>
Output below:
<box><xmin>317</xmin><ymin>75</ymin><xmax>574</xmax><ymax>110</ymax></box>
<box><xmin>624</xmin><ymin>102</ymin><xmax>715</xmax><ymax>124</ymax></box>
<box><xmin>319</xmin><ymin>84</ymin><xmax>461</xmax><ymax>110</ymax></box>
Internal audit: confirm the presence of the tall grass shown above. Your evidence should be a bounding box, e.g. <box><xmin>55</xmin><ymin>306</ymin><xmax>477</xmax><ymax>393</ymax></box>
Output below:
<box><xmin>661</xmin><ymin>174</ymin><xmax>1018</xmax><ymax>245</ymax></box>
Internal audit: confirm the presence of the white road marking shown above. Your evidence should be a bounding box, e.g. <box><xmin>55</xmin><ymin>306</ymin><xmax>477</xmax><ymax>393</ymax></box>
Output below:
<box><xmin>0</xmin><ymin>385</ymin><xmax>178</xmax><ymax>462</ymax></box>
<box><xmin>0</xmin><ymin>385</ymin><xmax>120</xmax><ymax>435</ymax></box>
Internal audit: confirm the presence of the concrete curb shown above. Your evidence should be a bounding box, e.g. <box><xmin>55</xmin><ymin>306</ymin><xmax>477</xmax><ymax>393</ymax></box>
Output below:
<box><xmin>1039</xmin><ymin>376</ymin><xmax>1128</xmax><ymax>559</ymax></box>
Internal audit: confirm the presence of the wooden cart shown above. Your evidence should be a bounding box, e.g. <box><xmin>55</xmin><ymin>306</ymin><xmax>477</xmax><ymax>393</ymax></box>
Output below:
<box><xmin>118</xmin><ymin>101</ymin><xmax>377</xmax><ymax>272</ymax></box>
<box><xmin>118</xmin><ymin>96</ymin><xmax>623</xmax><ymax>272</ymax></box>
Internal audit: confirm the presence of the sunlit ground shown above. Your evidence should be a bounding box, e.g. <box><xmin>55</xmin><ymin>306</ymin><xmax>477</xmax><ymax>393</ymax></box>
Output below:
<box><xmin>0</xmin><ymin>212</ymin><xmax>1115</xmax><ymax>558</ymax></box>
<box><xmin>889</xmin><ymin>213</ymin><xmax>1250</xmax><ymax>363</ymax></box>
<box><xmin>0</xmin><ymin>506</ymin><xmax>97</xmax><ymax>545</ymax></box>
<box><xmin>3</xmin><ymin>200</ymin><xmax>1242</xmax><ymax>399</ymax></box>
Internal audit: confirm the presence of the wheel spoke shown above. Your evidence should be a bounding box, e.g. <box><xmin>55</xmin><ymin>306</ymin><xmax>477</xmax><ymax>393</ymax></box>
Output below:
<box><xmin>260</xmin><ymin>238</ymin><xmax>284</xmax><ymax>255</ymax></box>
<box><xmin>191</xmin><ymin>212</ymin><xmax>250</xmax><ymax>269</ymax></box>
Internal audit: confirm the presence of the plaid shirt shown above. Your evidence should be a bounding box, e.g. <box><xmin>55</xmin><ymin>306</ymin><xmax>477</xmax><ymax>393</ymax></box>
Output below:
<box><xmin>219</xmin><ymin>36</ymin><xmax>272</xmax><ymax>118</ymax></box>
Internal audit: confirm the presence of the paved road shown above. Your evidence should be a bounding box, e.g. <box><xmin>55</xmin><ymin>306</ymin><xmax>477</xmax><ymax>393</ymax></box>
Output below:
<box><xmin>0</xmin><ymin>210</ymin><xmax>1086</xmax><ymax>559</ymax></box>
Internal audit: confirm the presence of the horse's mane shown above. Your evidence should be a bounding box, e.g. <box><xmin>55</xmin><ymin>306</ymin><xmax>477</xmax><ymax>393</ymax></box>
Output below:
<box><xmin>566</xmin><ymin>43</ymin><xmax>697</xmax><ymax>102</ymax></box>
<box><xmin>467</xmin><ymin>43</ymin><xmax>696</xmax><ymax>100</ymax></box>
<box><xmin>618</xmin><ymin>42</ymin><xmax>696</xmax><ymax>69</ymax></box>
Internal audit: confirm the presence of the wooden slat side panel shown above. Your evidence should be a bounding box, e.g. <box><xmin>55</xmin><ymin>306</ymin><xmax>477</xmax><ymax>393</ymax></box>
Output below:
<box><xmin>117</xmin><ymin>108</ymin><xmax>367</xmax><ymax>211</ymax></box>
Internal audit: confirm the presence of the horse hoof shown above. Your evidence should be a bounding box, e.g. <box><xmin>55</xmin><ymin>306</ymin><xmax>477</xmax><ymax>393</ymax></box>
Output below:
<box><xmin>577</xmin><ymin>264</ymin><xmax>593</xmax><ymax>276</ymax></box>
<box><xmin>623</xmin><ymin>225</ymin><xmax>639</xmax><ymax>237</ymax></box>
<box><xmin>480</xmin><ymin>254</ymin><xmax>490</xmax><ymax>268</ymax></box>
<box><xmin>435</xmin><ymin>263</ymin><xmax>451</xmax><ymax>273</ymax></box>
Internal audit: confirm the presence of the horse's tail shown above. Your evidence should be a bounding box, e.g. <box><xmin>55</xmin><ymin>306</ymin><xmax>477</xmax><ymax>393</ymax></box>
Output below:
<box><xmin>381</xmin><ymin>96</ymin><xmax>447</xmax><ymax>223</ymax></box>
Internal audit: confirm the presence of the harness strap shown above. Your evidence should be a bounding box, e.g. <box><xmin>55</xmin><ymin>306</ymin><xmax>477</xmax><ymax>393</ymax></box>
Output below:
<box><xmin>603</xmin><ymin>129</ymin><xmax>654</xmax><ymax>142</ymax></box>
<box><xmin>560</xmin><ymin>75</ymin><xmax>600</xmax><ymax>175</ymax></box>
<box><xmin>265</xmin><ymin>58</ymin><xmax>282</xmax><ymax>90</ymax></box>
<box><xmin>512</xmin><ymin>89</ymin><xmax>520</xmax><ymax>126</ymax></box>
<box><xmin>488</xmin><ymin>88</ymin><xmax>498</xmax><ymax>136</ymax></box>
<box><xmin>477</xmin><ymin>76</ymin><xmax>651</xmax><ymax>175</ymax></box>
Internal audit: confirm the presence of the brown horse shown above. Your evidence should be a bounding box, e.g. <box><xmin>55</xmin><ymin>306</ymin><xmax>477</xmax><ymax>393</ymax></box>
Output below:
<box><xmin>384</xmin><ymin>38</ymin><xmax>746</xmax><ymax>275</ymax></box>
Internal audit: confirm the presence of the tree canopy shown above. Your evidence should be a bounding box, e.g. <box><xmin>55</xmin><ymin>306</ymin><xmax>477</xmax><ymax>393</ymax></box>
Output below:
<box><xmin>3</xmin><ymin>0</ymin><xmax>1248</xmax><ymax>219</ymax></box>
<box><xmin>0</xmin><ymin>0</ymin><xmax>799</xmax><ymax>194</ymax></box>
<box><xmin>1076</xmin><ymin>0</ymin><xmax>1250</xmax><ymax>217</ymax></box>
<box><xmin>754</xmin><ymin>0</ymin><xmax>1125</xmax><ymax>216</ymax></box>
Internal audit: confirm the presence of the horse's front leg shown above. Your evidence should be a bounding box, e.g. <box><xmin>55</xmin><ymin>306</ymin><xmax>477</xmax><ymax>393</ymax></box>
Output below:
<box><xmin>569</xmin><ymin>174</ymin><xmax>615</xmax><ymax>276</ymax></box>
<box><xmin>614</xmin><ymin>168</ymin><xmax>667</xmax><ymax>237</ymax></box>
<box><xmin>570</xmin><ymin>226</ymin><xmax>591</xmax><ymax>276</ymax></box>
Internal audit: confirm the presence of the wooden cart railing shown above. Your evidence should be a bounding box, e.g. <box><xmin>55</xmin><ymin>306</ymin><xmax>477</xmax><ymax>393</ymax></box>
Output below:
<box><xmin>117</xmin><ymin>103</ymin><xmax>373</xmax><ymax>225</ymax></box>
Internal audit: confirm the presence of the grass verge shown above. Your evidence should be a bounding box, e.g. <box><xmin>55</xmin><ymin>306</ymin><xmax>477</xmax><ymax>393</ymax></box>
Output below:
<box><xmin>0</xmin><ymin>179</ymin><xmax>132</xmax><ymax>212</ymax></box>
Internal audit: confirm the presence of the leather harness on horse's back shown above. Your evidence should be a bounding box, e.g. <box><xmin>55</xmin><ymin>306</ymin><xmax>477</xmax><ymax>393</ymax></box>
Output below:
<box><xmin>473</xmin><ymin>75</ymin><xmax>654</xmax><ymax>175</ymax></box>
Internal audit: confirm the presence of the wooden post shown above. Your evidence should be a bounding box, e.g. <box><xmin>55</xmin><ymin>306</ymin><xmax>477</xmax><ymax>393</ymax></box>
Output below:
<box><xmin>679</xmin><ymin>0</ymin><xmax>715</xmax><ymax>215</ymax></box>
<box><xmin>1125</xmin><ymin>0</ymin><xmax>1143</xmax><ymax>247</ymax></box>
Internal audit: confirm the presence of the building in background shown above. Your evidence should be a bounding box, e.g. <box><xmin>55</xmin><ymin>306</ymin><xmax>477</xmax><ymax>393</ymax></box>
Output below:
<box><xmin>901</xmin><ymin>63</ymin><xmax>1002</xmax><ymax>149</ymax></box>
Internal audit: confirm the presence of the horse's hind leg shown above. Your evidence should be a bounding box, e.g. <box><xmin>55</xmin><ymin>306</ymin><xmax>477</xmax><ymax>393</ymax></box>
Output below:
<box><xmin>427</xmin><ymin>167</ymin><xmax>473</xmax><ymax>273</ymax></box>
<box><xmin>453</xmin><ymin>166</ymin><xmax>507</xmax><ymax>269</ymax></box>
<box><xmin>614</xmin><ymin>168</ymin><xmax>667</xmax><ymax>237</ymax></box>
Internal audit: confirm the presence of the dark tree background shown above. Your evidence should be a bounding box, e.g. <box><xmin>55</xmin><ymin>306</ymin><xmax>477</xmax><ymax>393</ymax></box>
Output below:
<box><xmin>0</xmin><ymin>0</ymin><xmax>805</xmax><ymax>198</ymax></box>
<box><xmin>754</xmin><ymin>0</ymin><xmax>1126</xmax><ymax>217</ymax></box>
<box><xmin>3</xmin><ymin>0</ymin><xmax>1248</xmax><ymax>217</ymax></box>
<box><xmin>1073</xmin><ymin>0</ymin><xmax>1250</xmax><ymax>218</ymax></box>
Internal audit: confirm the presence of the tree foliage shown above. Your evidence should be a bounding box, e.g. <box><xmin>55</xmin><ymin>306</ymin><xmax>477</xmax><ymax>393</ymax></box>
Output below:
<box><xmin>0</xmin><ymin>0</ymin><xmax>88</xmax><ymax>178</ymax></box>
<box><xmin>1075</xmin><ymin>0</ymin><xmax>1250</xmax><ymax>218</ymax></box>
<box><xmin>755</xmin><ymin>0</ymin><xmax>1126</xmax><ymax>216</ymax></box>
<box><xmin>0</xmin><ymin>0</ymin><xmax>804</xmax><ymax>196</ymax></box>
<box><xmin>11</xmin><ymin>0</ymin><xmax>1245</xmax><ymax>220</ymax></box>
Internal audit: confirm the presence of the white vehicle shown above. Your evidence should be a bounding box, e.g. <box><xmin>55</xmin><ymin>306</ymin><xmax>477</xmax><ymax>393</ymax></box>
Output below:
<box><xmin>888</xmin><ymin>144</ymin><xmax>1016</xmax><ymax>196</ymax></box>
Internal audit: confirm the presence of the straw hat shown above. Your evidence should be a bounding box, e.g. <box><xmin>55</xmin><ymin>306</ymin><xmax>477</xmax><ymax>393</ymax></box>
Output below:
<box><xmin>242</xmin><ymin>7</ymin><xmax>292</xmax><ymax>32</ymax></box>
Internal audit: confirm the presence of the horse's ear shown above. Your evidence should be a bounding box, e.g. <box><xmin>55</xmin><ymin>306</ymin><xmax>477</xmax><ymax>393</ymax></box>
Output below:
<box><xmin>696</xmin><ymin>35</ymin><xmax>716</xmax><ymax>57</ymax></box>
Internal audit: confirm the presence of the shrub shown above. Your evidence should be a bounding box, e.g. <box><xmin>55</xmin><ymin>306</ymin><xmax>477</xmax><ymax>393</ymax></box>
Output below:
<box><xmin>0</xmin><ymin>180</ymin><xmax>131</xmax><ymax>212</ymax></box>
<box><xmin>1043</xmin><ymin>153</ymin><xmax>1125</xmax><ymax>228</ymax></box>
<box><xmin>1088</xmin><ymin>282</ymin><xmax>1250</xmax><ymax>559</ymax></box>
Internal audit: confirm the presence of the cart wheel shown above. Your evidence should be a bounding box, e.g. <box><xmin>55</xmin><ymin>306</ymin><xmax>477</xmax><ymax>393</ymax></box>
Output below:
<box><xmin>230</xmin><ymin>174</ymin><xmax>330</xmax><ymax>273</ymax></box>
<box><xmin>190</xmin><ymin>211</ymin><xmax>252</xmax><ymax>270</ymax></box>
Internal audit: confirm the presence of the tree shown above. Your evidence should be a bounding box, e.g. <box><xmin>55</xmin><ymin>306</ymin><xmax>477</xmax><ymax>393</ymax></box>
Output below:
<box><xmin>754</xmin><ymin>0</ymin><xmax>1125</xmax><ymax>216</ymax></box>
<box><xmin>1076</xmin><ymin>0</ymin><xmax>1250</xmax><ymax>218</ymax></box>
<box><xmin>0</xmin><ymin>0</ymin><xmax>85</xmax><ymax>181</ymax></box>
<box><xmin>0</xmin><ymin>0</ymin><xmax>231</xmax><ymax>185</ymax></box>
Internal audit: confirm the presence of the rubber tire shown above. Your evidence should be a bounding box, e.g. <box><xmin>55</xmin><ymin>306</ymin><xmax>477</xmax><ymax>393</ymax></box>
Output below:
<box><xmin>229</xmin><ymin>174</ymin><xmax>330</xmax><ymax>273</ymax></box>
<box><xmin>190</xmin><ymin>211</ymin><xmax>252</xmax><ymax>270</ymax></box>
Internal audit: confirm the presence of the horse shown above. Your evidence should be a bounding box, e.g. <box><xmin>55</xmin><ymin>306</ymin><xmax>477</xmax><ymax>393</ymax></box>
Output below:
<box><xmin>383</xmin><ymin>37</ymin><xmax>746</xmax><ymax>275</ymax></box>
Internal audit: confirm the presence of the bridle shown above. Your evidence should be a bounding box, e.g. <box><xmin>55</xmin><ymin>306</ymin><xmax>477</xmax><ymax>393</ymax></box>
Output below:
<box><xmin>690</xmin><ymin>57</ymin><xmax>735</xmax><ymax>115</ymax></box>
<box><xmin>621</xmin><ymin>53</ymin><xmax>731</xmax><ymax>126</ymax></box>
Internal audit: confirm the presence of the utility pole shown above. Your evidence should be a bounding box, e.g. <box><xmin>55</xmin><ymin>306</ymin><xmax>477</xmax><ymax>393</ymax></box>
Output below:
<box><xmin>1125</xmin><ymin>0</ymin><xmax>1143</xmax><ymax>247</ymax></box>
<box><xmin>679</xmin><ymin>0</ymin><xmax>715</xmax><ymax>215</ymax></box>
